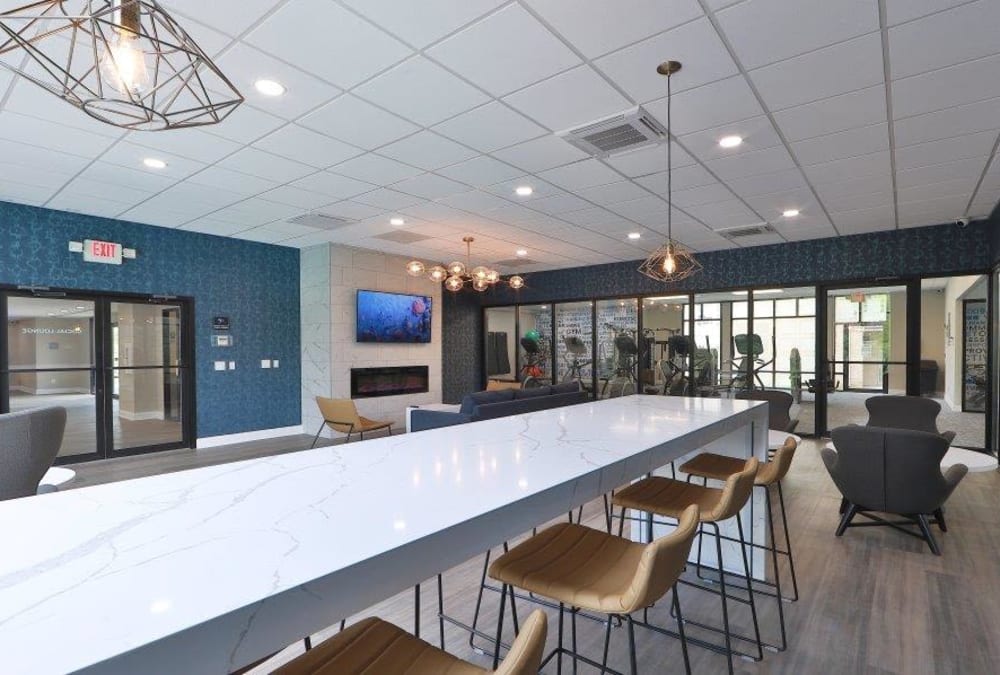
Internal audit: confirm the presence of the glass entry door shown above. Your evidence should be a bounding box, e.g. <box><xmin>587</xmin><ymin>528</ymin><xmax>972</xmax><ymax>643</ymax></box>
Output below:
<box><xmin>2</xmin><ymin>291</ymin><xmax>192</xmax><ymax>462</ymax></box>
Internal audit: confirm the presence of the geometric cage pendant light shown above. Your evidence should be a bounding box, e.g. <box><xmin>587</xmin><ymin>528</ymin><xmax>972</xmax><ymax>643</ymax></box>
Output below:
<box><xmin>638</xmin><ymin>60</ymin><xmax>702</xmax><ymax>284</ymax></box>
<box><xmin>0</xmin><ymin>1</ymin><xmax>243</xmax><ymax>131</ymax></box>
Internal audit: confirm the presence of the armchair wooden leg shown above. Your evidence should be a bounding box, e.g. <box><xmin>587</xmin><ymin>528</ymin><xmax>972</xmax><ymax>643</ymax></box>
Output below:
<box><xmin>835</xmin><ymin>503</ymin><xmax>858</xmax><ymax>536</ymax></box>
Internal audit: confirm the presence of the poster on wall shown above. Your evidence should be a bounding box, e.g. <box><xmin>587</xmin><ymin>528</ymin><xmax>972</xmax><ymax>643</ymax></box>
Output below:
<box><xmin>962</xmin><ymin>299</ymin><xmax>987</xmax><ymax>413</ymax></box>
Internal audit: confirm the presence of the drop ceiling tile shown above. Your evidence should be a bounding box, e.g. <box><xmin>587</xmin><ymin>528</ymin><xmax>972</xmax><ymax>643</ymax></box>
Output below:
<box><xmin>253</xmin><ymin>124</ymin><xmax>363</xmax><ymax>169</ymax></box>
<box><xmin>815</xmin><ymin>173</ymin><xmax>893</xmax><ymax>200</ymax></box>
<box><xmin>100</xmin><ymin>141</ymin><xmax>206</xmax><ymax>179</ymax></box>
<box><xmin>45</xmin><ymin>193</ymin><xmax>128</xmax><ymax>218</ymax></box>
<box><xmin>791</xmin><ymin>123</ymin><xmax>889</xmax><ymax>165</ymax></box>
<box><xmin>152</xmin><ymin>182</ymin><xmax>248</xmax><ymax>210</ymax></box>
<box><xmin>527</xmin><ymin>193</ymin><xmax>592</xmax><ymax>215</ymax></box>
<box><xmin>745</xmin><ymin>191</ymin><xmax>822</xmax><ymax>221</ymax></box>
<box><xmin>725</xmin><ymin>168</ymin><xmax>809</xmax><ymax>197</ymax></box>
<box><xmin>76</xmin><ymin>162</ymin><xmax>177</xmax><ymax>194</ymax></box>
<box><xmin>180</xmin><ymin>219</ymin><xmax>252</xmax><ymax>237</ymax></box>
<box><xmin>378</xmin><ymin>131</ymin><xmax>478</xmax><ymax>171</ymax></box>
<box><xmin>289</xmin><ymin>172</ymin><xmax>375</xmax><ymax>200</ymax></box>
<box><xmin>897</xmin><ymin>178</ymin><xmax>976</xmax><ymax>203</ymax></box>
<box><xmin>232</xmin><ymin>226</ymin><xmax>295</xmax><ymax>244</ymax></box>
<box><xmin>558</xmin><ymin>206</ymin><xmax>633</xmax><ymax>228</ymax></box>
<box><xmin>330</xmin><ymin>153</ymin><xmax>423</xmax><ymax>184</ymax></box>
<box><xmin>524</xmin><ymin>0</ymin><xmax>703</xmax><ymax>59</ymax></box>
<box><xmin>299</xmin><ymin>94</ymin><xmax>420</xmax><ymax>151</ymax></box>
<box><xmin>802</xmin><ymin>151</ymin><xmax>890</xmax><ymax>184</ymax></box>
<box><xmin>704</xmin><ymin>145</ymin><xmax>796</xmax><ymax>180</ymax></box>
<box><xmin>715</xmin><ymin>0</ymin><xmax>879</xmax><ymax>70</ymax></box>
<box><xmin>892</xmin><ymin>54</ymin><xmax>1000</xmax><ymax>120</ymax></box>
<box><xmin>897</xmin><ymin>195</ymin><xmax>969</xmax><ymax>226</ymax></box>
<box><xmin>3</xmin><ymin>80</ymin><xmax>123</xmax><ymax>138</ymax></box>
<box><xmin>353</xmin><ymin>56</ymin><xmax>490</xmax><ymax>127</ymax></box>
<box><xmin>894</xmin><ymin>131</ymin><xmax>997</xmax><ymax>171</ymax></box>
<box><xmin>576</xmin><ymin>181</ymin><xmax>651</xmax><ymax>205</ymax></box>
<box><xmin>668</xmin><ymin>182</ymin><xmax>735</xmax><ymax>208</ymax></box>
<box><xmin>351</xmin><ymin>188</ymin><xmax>425</xmax><ymax>210</ymax></box>
<box><xmin>217</xmin><ymin>147</ymin><xmax>316</xmax><ymax>183</ymax></box>
<box><xmin>258</xmin><ymin>185</ymin><xmax>336</xmax><ymax>210</ymax></box>
<box><xmin>830</xmin><ymin>204</ymin><xmax>896</xmax><ymax>233</ymax></box>
<box><xmin>392</xmin><ymin>173</ymin><xmax>471</xmax><ymax>199</ymax></box>
<box><xmin>0</xmin><ymin>162</ymin><xmax>67</xmax><ymax>194</ymax></box>
<box><xmin>202</xmin><ymin>103</ymin><xmax>286</xmax><ymax>144</ymax></box>
<box><xmin>437</xmin><ymin>190</ymin><xmax>511</xmax><ymax>212</ymax></box>
<box><xmin>685</xmin><ymin>199</ymin><xmax>760</xmax><ymax>230</ymax></box>
<box><xmin>606</xmin><ymin>195</ymin><xmax>669</xmax><ymax>219</ymax></box>
<box><xmin>483</xmin><ymin>177</ymin><xmax>563</xmax><ymax>201</ymax></box>
<box><xmin>656</xmin><ymin>76</ymin><xmax>765</xmax><ymax>136</ymax></box>
<box><xmin>159</xmin><ymin>0</ymin><xmax>278</xmax><ymax>37</ymax></box>
<box><xmin>0</xmin><ymin>111</ymin><xmax>118</xmax><ymax>158</ymax></box>
<box><xmin>884</xmin><ymin>0</ymin><xmax>969</xmax><ymax>26</ymax></box>
<box><xmin>0</xmin><ymin>139</ymin><xmax>88</xmax><ymax>177</ymax></box>
<box><xmin>340</xmin><ymin>0</ymin><xmax>506</xmax><ymax>48</ymax></box>
<box><xmin>245</xmin><ymin>0</ymin><xmax>412</xmax><ymax>89</ymax></box>
<box><xmin>594</xmin><ymin>18</ymin><xmax>737</xmax><ymax>102</ymax></box>
<box><xmin>436</xmin><ymin>156</ymin><xmax>523</xmax><ymax>186</ymax></box>
<box><xmin>125</xmin><ymin>128</ymin><xmax>243</xmax><ymax>164</ymax></box>
<box><xmin>679</xmin><ymin>116</ymin><xmax>782</xmax><ymax>162</ymax></box>
<box><xmin>749</xmin><ymin>33</ymin><xmax>884</xmax><ymax>111</ymax></box>
<box><xmin>633</xmin><ymin>164</ymin><xmax>718</xmax><ymax>193</ymax></box>
<box><xmin>537</xmin><ymin>159</ymin><xmax>623</xmax><ymax>190</ymax></box>
<box><xmin>186</xmin><ymin>166</ymin><xmax>278</xmax><ymax>196</ymax></box>
<box><xmin>502</xmin><ymin>65</ymin><xmax>633</xmax><ymax>132</ymax></box>
<box><xmin>0</xmin><ymin>180</ymin><xmax>57</xmax><ymax>206</ymax></box>
<box><xmin>821</xmin><ymin>190</ymin><xmax>894</xmax><ymax>213</ymax></box>
<box><xmin>427</xmin><ymin>4</ymin><xmax>580</xmax><ymax>97</ymax></box>
<box><xmin>215</xmin><ymin>42</ymin><xmax>341</xmax><ymax>120</ymax></box>
<box><xmin>491</xmin><ymin>135</ymin><xmax>590</xmax><ymax>172</ymax></box>
<box><xmin>889</xmin><ymin>0</ymin><xmax>1000</xmax><ymax>79</ymax></box>
<box><xmin>432</xmin><ymin>102</ymin><xmax>546</xmax><ymax>153</ymax></box>
<box><xmin>893</xmin><ymin>96</ymin><xmax>1000</xmax><ymax>147</ymax></box>
<box><xmin>773</xmin><ymin>85</ymin><xmax>886</xmax><ymax>141</ymax></box>
<box><xmin>895</xmin><ymin>156</ymin><xmax>988</xmax><ymax>188</ymax></box>
<box><xmin>318</xmin><ymin>201</ymin><xmax>385</xmax><ymax>221</ymax></box>
<box><xmin>213</xmin><ymin>198</ymin><xmax>304</xmax><ymax>227</ymax></box>
<box><xmin>604</xmin><ymin>143</ymin><xmax>696</xmax><ymax>177</ymax></box>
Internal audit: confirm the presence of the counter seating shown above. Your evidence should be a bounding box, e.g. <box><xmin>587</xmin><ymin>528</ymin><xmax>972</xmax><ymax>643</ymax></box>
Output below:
<box><xmin>410</xmin><ymin>381</ymin><xmax>588</xmax><ymax>432</ymax></box>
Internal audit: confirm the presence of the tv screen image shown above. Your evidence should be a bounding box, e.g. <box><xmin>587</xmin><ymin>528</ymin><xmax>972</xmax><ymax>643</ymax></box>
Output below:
<box><xmin>356</xmin><ymin>290</ymin><xmax>432</xmax><ymax>343</ymax></box>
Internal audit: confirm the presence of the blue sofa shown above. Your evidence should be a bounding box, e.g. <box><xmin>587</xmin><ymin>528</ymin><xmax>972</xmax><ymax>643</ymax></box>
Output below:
<box><xmin>410</xmin><ymin>381</ymin><xmax>588</xmax><ymax>432</ymax></box>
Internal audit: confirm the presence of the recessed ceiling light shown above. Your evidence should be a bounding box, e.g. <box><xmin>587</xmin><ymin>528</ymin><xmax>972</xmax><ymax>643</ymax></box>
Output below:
<box><xmin>783</xmin><ymin>209</ymin><xmax>800</xmax><ymax>218</ymax></box>
<box><xmin>628</xmin><ymin>232</ymin><xmax>641</xmax><ymax>240</ymax></box>
<box><xmin>515</xmin><ymin>185</ymin><xmax>533</xmax><ymax>197</ymax></box>
<box><xmin>75</xmin><ymin>305</ymin><xmax>86</xmax><ymax>310</ymax></box>
<box><xmin>389</xmin><ymin>217</ymin><xmax>405</xmax><ymax>226</ymax></box>
<box><xmin>719</xmin><ymin>135</ymin><xmax>743</xmax><ymax>149</ymax></box>
<box><xmin>143</xmin><ymin>158</ymin><xmax>166</xmax><ymax>169</ymax></box>
<box><xmin>516</xmin><ymin>249</ymin><xmax>528</xmax><ymax>257</ymax></box>
<box><xmin>254</xmin><ymin>79</ymin><xmax>285</xmax><ymax>97</ymax></box>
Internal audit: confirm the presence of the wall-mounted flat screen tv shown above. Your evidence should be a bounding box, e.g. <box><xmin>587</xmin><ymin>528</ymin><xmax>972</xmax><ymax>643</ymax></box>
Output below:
<box><xmin>356</xmin><ymin>290</ymin><xmax>432</xmax><ymax>343</ymax></box>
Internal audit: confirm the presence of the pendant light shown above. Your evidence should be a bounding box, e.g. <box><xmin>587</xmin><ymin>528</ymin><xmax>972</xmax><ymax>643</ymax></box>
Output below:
<box><xmin>0</xmin><ymin>1</ymin><xmax>243</xmax><ymax>131</ymax></box>
<box><xmin>638</xmin><ymin>60</ymin><xmax>702</xmax><ymax>283</ymax></box>
<box><xmin>407</xmin><ymin>237</ymin><xmax>524</xmax><ymax>293</ymax></box>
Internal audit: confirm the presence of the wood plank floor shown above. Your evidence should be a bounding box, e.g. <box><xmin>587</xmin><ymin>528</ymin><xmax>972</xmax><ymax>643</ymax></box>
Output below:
<box><xmin>67</xmin><ymin>435</ymin><xmax>1000</xmax><ymax>674</ymax></box>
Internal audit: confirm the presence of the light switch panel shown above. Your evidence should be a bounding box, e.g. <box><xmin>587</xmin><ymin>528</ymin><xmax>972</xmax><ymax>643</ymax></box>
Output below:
<box><xmin>228</xmin><ymin>361</ymin><xmax>236</xmax><ymax>370</ymax></box>
<box><xmin>261</xmin><ymin>359</ymin><xmax>271</xmax><ymax>369</ymax></box>
<box><xmin>272</xmin><ymin>359</ymin><xmax>279</xmax><ymax>368</ymax></box>
<box><xmin>214</xmin><ymin>361</ymin><xmax>226</xmax><ymax>371</ymax></box>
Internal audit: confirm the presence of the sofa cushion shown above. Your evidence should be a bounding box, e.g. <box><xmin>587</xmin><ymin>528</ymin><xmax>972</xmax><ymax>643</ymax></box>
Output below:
<box><xmin>551</xmin><ymin>381</ymin><xmax>581</xmax><ymax>395</ymax></box>
<box><xmin>460</xmin><ymin>389</ymin><xmax>515</xmax><ymax>415</ymax></box>
<box><xmin>514</xmin><ymin>385</ymin><xmax>551</xmax><ymax>399</ymax></box>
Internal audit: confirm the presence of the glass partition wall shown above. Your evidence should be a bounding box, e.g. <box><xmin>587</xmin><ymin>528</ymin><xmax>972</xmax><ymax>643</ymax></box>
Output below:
<box><xmin>597</xmin><ymin>298</ymin><xmax>638</xmax><ymax>398</ymax></box>
<box><xmin>484</xmin><ymin>306</ymin><xmax>517</xmax><ymax>385</ymax></box>
<box><xmin>554</xmin><ymin>301</ymin><xmax>594</xmax><ymax>393</ymax></box>
<box><xmin>516</xmin><ymin>304</ymin><xmax>553</xmax><ymax>386</ymax></box>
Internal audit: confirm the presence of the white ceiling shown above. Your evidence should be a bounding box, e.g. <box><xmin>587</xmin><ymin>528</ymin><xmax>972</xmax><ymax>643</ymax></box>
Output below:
<box><xmin>0</xmin><ymin>0</ymin><xmax>998</xmax><ymax>273</ymax></box>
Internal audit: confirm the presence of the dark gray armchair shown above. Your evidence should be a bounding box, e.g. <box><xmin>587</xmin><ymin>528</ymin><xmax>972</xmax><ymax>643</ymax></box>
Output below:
<box><xmin>864</xmin><ymin>395</ymin><xmax>957</xmax><ymax>444</ymax></box>
<box><xmin>0</xmin><ymin>406</ymin><xmax>67</xmax><ymax>500</ymax></box>
<box><xmin>736</xmin><ymin>389</ymin><xmax>798</xmax><ymax>433</ymax></box>
<box><xmin>823</xmin><ymin>426</ymin><xmax>967</xmax><ymax>554</ymax></box>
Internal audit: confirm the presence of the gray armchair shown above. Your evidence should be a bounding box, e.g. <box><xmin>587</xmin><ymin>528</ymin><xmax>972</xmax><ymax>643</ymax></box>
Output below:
<box><xmin>736</xmin><ymin>389</ymin><xmax>798</xmax><ymax>433</ymax></box>
<box><xmin>864</xmin><ymin>395</ymin><xmax>956</xmax><ymax>444</ymax></box>
<box><xmin>823</xmin><ymin>426</ymin><xmax>967</xmax><ymax>554</ymax></box>
<box><xmin>0</xmin><ymin>407</ymin><xmax>67</xmax><ymax>500</ymax></box>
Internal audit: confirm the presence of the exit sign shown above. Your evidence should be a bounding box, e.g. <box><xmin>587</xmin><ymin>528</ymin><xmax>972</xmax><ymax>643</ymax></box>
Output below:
<box><xmin>83</xmin><ymin>239</ymin><xmax>122</xmax><ymax>265</ymax></box>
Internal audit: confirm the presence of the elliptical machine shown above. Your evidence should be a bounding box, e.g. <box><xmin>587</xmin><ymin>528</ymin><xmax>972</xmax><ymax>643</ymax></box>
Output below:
<box><xmin>660</xmin><ymin>334</ymin><xmax>693</xmax><ymax>395</ymax></box>
<box><xmin>602</xmin><ymin>326</ymin><xmax>639</xmax><ymax>397</ymax></box>
<box><xmin>519</xmin><ymin>335</ymin><xmax>548</xmax><ymax>388</ymax></box>
<box><xmin>561</xmin><ymin>335</ymin><xmax>592</xmax><ymax>388</ymax></box>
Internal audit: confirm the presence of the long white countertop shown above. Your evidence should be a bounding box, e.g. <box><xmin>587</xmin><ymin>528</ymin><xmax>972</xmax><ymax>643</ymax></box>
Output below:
<box><xmin>0</xmin><ymin>395</ymin><xmax>765</xmax><ymax>674</ymax></box>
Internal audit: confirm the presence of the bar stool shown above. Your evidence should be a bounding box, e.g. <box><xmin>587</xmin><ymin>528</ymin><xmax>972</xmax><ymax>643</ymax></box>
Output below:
<box><xmin>611</xmin><ymin>458</ymin><xmax>761</xmax><ymax>675</ymax></box>
<box><xmin>272</xmin><ymin>610</ymin><xmax>547</xmax><ymax>674</ymax></box>
<box><xmin>679</xmin><ymin>437</ymin><xmax>799</xmax><ymax>652</ymax></box>
<box><xmin>488</xmin><ymin>504</ymin><xmax>700</xmax><ymax>675</ymax></box>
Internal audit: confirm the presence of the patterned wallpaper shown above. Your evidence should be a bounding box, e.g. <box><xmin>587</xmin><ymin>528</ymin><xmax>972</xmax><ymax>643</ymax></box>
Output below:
<box><xmin>0</xmin><ymin>201</ymin><xmax>301</xmax><ymax>438</ymax></box>
<box><xmin>443</xmin><ymin>221</ymin><xmax>995</xmax><ymax>400</ymax></box>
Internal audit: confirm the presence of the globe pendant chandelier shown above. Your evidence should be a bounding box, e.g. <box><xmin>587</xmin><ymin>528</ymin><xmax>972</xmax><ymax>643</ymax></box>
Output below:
<box><xmin>0</xmin><ymin>0</ymin><xmax>243</xmax><ymax>131</ymax></box>
<box><xmin>638</xmin><ymin>60</ymin><xmax>702</xmax><ymax>283</ymax></box>
<box><xmin>406</xmin><ymin>237</ymin><xmax>525</xmax><ymax>293</ymax></box>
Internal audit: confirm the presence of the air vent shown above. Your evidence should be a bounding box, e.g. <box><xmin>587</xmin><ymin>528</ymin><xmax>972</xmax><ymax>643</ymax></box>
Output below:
<box><xmin>557</xmin><ymin>106</ymin><xmax>666</xmax><ymax>157</ymax></box>
<box><xmin>718</xmin><ymin>224</ymin><xmax>777</xmax><ymax>239</ymax></box>
<box><xmin>493</xmin><ymin>258</ymin><xmax>536</xmax><ymax>268</ymax></box>
<box><xmin>373</xmin><ymin>230</ymin><xmax>434</xmax><ymax>244</ymax></box>
<box><xmin>286</xmin><ymin>213</ymin><xmax>352</xmax><ymax>230</ymax></box>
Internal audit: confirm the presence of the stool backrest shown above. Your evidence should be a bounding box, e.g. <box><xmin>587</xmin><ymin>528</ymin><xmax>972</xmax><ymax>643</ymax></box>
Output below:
<box><xmin>622</xmin><ymin>504</ymin><xmax>699</xmax><ymax>613</ymax></box>
<box><xmin>496</xmin><ymin>609</ymin><xmax>548</xmax><ymax>675</ymax></box>
<box><xmin>315</xmin><ymin>397</ymin><xmax>361</xmax><ymax>434</ymax></box>
<box><xmin>757</xmin><ymin>437</ymin><xmax>798</xmax><ymax>485</ymax></box>
<box><xmin>710</xmin><ymin>457</ymin><xmax>759</xmax><ymax>521</ymax></box>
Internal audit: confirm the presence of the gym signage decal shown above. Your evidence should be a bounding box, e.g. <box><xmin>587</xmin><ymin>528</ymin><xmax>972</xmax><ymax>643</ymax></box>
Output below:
<box><xmin>68</xmin><ymin>239</ymin><xmax>138</xmax><ymax>265</ymax></box>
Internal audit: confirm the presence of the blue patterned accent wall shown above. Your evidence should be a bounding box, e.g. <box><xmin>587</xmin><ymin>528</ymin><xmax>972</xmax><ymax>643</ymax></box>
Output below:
<box><xmin>0</xmin><ymin>201</ymin><xmax>300</xmax><ymax>438</ymax></box>
<box><xmin>443</xmin><ymin>221</ymin><xmax>993</xmax><ymax>400</ymax></box>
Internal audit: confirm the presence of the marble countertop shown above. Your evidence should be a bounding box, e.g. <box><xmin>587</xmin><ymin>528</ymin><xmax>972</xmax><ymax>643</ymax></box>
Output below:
<box><xmin>0</xmin><ymin>395</ymin><xmax>764</xmax><ymax>674</ymax></box>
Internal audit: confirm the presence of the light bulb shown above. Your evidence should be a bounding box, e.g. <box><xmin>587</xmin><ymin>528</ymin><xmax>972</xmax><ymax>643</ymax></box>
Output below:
<box><xmin>471</xmin><ymin>266</ymin><xmax>489</xmax><ymax>281</ymax></box>
<box><xmin>485</xmin><ymin>269</ymin><xmax>500</xmax><ymax>284</ymax></box>
<box><xmin>428</xmin><ymin>265</ymin><xmax>447</xmax><ymax>282</ymax></box>
<box><xmin>406</xmin><ymin>260</ymin><xmax>425</xmax><ymax>277</ymax></box>
<box><xmin>473</xmin><ymin>278</ymin><xmax>490</xmax><ymax>292</ymax></box>
<box><xmin>663</xmin><ymin>254</ymin><xmax>677</xmax><ymax>274</ymax></box>
<box><xmin>445</xmin><ymin>276</ymin><xmax>464</xmax><ymax>292</ymax></box>
<box><xmin>508</xmin><ymin>276</ymin><xmax>525</xmax><ymax>290</ymax></box>
<box><xmin>447</xmin><ymin>261</ymin><xmax>466</xmax><ymax>276</ymax></box>
<box><xmin>100</xmin><ymin>29</ymin><xmax>151</xmax><ymax>96</ymax></box>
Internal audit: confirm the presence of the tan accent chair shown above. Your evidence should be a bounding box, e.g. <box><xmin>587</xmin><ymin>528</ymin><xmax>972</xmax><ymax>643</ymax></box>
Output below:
<box><xmin>487</xmin><ymin>505</ymin><xmax>699</xmax><ymax>675</ymax></box>
<box><xmin>273</xmin><ymin>610</ymin><xmax>547</xmax><ymax>675</ymax></box>
<box><xmin>311</xmin><ymin>397</ymin><xmax>393</xmax><ymax>447</ymax></box>
<box><xmin>611</xmin><ymin>458</ymin><xmax>760</xmax><ymax>675</ymax></box>
<box><xmin>680</xmin><ymin>437</ymin><xmax>799</xmax><ymax>649</ymax></box>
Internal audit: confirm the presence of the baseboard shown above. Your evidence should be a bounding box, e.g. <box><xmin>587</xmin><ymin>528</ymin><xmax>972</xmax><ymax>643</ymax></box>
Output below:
<box><xmin>118</xmin><ymin>410</ymin><xmax>165</xmax><ymax>421</ymax></box>
<box><xmin>196</xmin><ymin>425</ymin><xmax>304</xmax><ymax>449</ymax></box>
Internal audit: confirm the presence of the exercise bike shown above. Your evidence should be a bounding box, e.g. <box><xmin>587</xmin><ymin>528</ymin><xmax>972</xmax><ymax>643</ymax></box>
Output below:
<box><xmin>519</xmin><ymin>336</ymin><xmax>549</xmax><ymax>388</ymax></box>
<box><xmin>727</xmin><ymin>333</ymin><xmax>774</xmax><ymax>394</ymax></box>
<box><xmin>561</xmin><ymin>335</ymin><xmax>592</xmax><ymax>388</ymax></box>
<box><xmin>601</xmin><ymin>325</ymin><xmax>640</xmax><ymax>398</ymax></box>
<box><xmin>660</xmin><ymin>334</ymin><xmax>693</xmax><ymax>396</ymax></box>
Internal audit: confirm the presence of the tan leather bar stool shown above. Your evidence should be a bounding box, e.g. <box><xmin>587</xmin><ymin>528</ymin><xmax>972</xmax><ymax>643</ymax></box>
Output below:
<box><xmin>487</xmin><ymin>505</ymin><xmax>700</xmax><ymax>675</ymax></box>
<box><xmin>680</xmin><ymin>437</ymin><xmax>799</xmax><ymax>653</ymax></box>
<box><xmin>611</xmin><ymin>458</ymin><xmax>761</xmax><ymax>675</ymax></box>
<box><xmin>272</xmin><ymin>610</ymin><xmax>547</xmax><ymax>675</ymax></box>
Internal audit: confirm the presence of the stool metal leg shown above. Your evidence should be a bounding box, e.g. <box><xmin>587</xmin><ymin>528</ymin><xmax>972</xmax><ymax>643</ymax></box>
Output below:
<box><xmin>764</xmin><ymin>488</ymin><xmax>787</xmax><ymax>651</ymax></box>
<box><xmin>557</xmin><ymin>602</ymin><xmax>565</xmax><ymax>675</ymax></box>
<box><xmin>776</xmin><ymin>481</ymin><xmax>799</xmax><ymax>601</ymax></box>
<box><xmin>571</xmin><ymin>608</ymin><xmax>579</xmax><ymax>675</ymax></box>
<box><xmin>672</xmin><ymin>587</ymin><xmax>692</xmax><ymax>675</ymax></box>
<box><xmin>712</xmin><ymin>522</ymin><xmax>735</xmax><ymax>675</ymax></box>
<box><xmin>492</xmin><ymin>583</ymin><xmax>508</xmax><ymax>670</ymax></box>
<box><xmin>437</xmin><ymin>574</ymin><xmax>445</xmax><ymax>650</ymax></box>
<box><xmin>468</xmin><ymin>548</ymin><xmax>492</xmax><ymax>649</ymax></box>
<box><xmin>736</xmin><ymin>513</ymin><xmax>763</xmax><ymax>661</ymax></box>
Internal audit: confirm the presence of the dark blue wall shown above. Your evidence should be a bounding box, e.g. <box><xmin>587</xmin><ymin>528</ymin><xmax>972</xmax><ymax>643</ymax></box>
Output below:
<box><xmin>443</xmin><ymin>221</ymin><xmax>993</xmax><ymax>401</ymax></box>
<box><xmin>0</xmin><ymin>201</ymin><xmax>301</xmax><ymax>438</ymax></box>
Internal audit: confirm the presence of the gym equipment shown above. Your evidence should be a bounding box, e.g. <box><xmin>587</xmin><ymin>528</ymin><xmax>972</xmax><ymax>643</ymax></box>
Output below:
<box><xmin>660</xmin><ymin>334</ymin><xmax>692</xmax><ymax>395</ymax></box>
<box><xmin>601</xmin><ymin>324</ymin><xmax>639</xmax><ymax>397</ymax></box>
<box><xmin>728</xmin><ymin>333</ymin><xmax>775</xmax><ymax>393</ymax></box>
<box><xmin>561</xmin><ymin>335</ymin><xmax>592</xmax><ymax>386</ymax></box>
<box><xmin>519</xmin><ymin>335</ymin><xmax>548</xmax><ymax>388</ymax></box>
<box><xmin>789</xmin><ymin>348</ymin><xmax>802</xmax><ymax>403</ymax></box>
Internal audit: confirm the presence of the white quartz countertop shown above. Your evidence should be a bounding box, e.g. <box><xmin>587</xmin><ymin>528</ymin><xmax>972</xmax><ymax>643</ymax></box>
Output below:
<box><xmin>0</xmin><ymin>395</ymin><xmax>763</xmax><ymax>674</ymax></box>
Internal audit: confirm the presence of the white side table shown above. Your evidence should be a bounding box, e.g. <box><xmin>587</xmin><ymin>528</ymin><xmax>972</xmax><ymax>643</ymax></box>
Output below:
<box><xmin>405</xmin><ymin>403</ymin><xmax>461</xmax><ymax>433</ymax></box>
<box><xmin>38</xmin><ymin>466</ymin><xmax>77</xmax><ymax>494</ymax></box>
